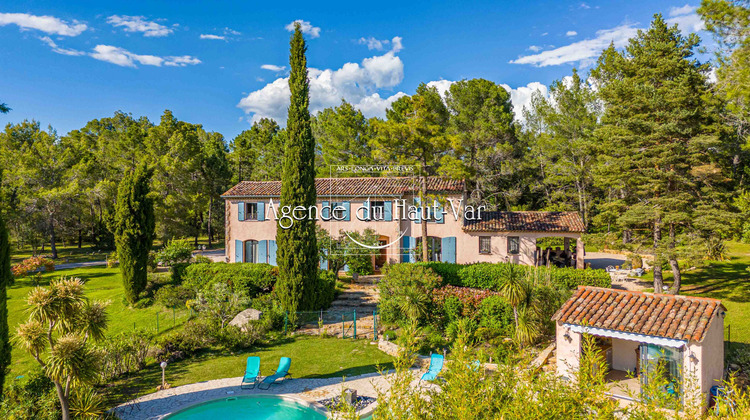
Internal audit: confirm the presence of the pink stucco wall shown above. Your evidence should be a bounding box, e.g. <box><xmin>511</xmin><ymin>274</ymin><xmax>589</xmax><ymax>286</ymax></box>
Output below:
<box><xmin>555</xmin><ymin>321</ymin><xmax>582</xmax><ymax>380</ymax></box>
<box><xmin>224</xmin><ymin>195</ymin><xmax>583</xmax><ymax>266</ymax></box>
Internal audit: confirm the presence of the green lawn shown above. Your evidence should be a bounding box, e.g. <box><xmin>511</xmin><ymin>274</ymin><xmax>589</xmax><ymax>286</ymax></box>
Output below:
<box><xmin>103</xmin><ymin>336</ymin><xmax>393</xmax><ymax>405</ymax></box>
<box><xmin>10</xmin><ymin>243</ymin><xmax>109</xmax><ymax>265</ymax></box>
<box><xmin>637</xmin><ymin>241</ymin><xmax>750</xmax><ymax>345</ymax></box>
<box><xmin>8</xmin><ymin>266</ymin><xmax>193</xmax><ymax>376</ymax></box>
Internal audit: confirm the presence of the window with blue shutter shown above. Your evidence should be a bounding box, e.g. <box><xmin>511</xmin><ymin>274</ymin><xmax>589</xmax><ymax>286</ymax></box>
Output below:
<box><xmin>235</xmin><ymin>239</ymin><xmax>244</xmax><ymax>262</ymax></box>
<box><xmin>322</xmin><ymin>201</ymin><xmax>330</xmax><ymax>220</ymax></box>
<box><xmin>441</xmin><ymin>237</ymin><xmax>456</xmax><ymax>263</ymax></box>
<box><xmin>384</xmin><ymin>201</ymin><xmax>393</xmax><ymax>221</ymax></box>
<box><xmin>342</xmin><ymin>201</ymin><xmax>351</xmax><ymax>221</ymax></box>
<box><xmin>258</xmin><ymin>240</ymin><xmax>268</xmax><ymax>264</ymax></box>
<box><xmin>362</xmin><ymin>200</ymin><xmax>370</xmax><ymax>220</ymax></box>
<box><xmin>401</xmin><ymin>236</ymin><xmax>415</xmax><ymax>262</ymax></box>
<box><xmin>435</xmin><ymin>200</ymin><xmax>444</xmax><ymax>224</ymax></box>
<box><xmin>238</xmin><ymin>202</ymin><xmax>245</xmax><ymax>221</ymax></box>
<box><xmin>268</xmin><ymin>240</ymin><xmax>277</xmax><ymax>266</ymax></box>
<box><xmin>257</xmin><ymin>202</ymin><xmax>265</xmax><ymax>221</ymax></box>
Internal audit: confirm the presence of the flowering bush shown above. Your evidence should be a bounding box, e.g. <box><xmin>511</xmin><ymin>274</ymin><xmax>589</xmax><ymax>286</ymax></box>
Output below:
<box><xmin>432</xmin><ymin>285</ymin><xmax>502</xmax><ymax>317</ymax></box>
<box><xmin>11</xmin><ymin>256</ymin><xmax>55</xmax><ymax>278</ymax></box>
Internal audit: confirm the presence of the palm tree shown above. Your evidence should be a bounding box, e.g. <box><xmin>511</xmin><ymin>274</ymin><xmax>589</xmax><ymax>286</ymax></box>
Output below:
<box><xmin>499</xmin><ymin>264</ymin><xmax>526</xmax><ymax>329</ymax></box>
<box><xmin>15</xmin><ymin>277</ymin><xmax>109</xmax><ymax>420</ymax></box>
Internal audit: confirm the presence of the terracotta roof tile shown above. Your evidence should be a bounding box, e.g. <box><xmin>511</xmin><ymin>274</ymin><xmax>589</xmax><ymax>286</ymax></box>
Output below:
<box><xmin>552</xmin><ymin>286</ymin><xmax>725</xmax><ymax>343</ymax></box>
<box><xmin>462</xmin><ymin>211</ymin><xmax>585</xmax><ymax>233</ymax></box>
<box><xmin>222</xmin><ymin>177</ymin><xmax>464</xmax><ymax>197</ymax></box>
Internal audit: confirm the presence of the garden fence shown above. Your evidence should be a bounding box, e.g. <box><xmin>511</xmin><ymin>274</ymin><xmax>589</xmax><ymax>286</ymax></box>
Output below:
<box><xmin>285</xmin><ymin>309</ymin><xmax>381</xmax><ymax>340</ymax></box>
<box><xmin>130</xmin><ymin>306</ymin><xmax>195</xmax><ymax>334</ymax></box>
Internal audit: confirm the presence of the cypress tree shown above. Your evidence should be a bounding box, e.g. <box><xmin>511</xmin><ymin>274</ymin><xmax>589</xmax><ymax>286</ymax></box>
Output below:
<box><xmin>276</xmin><ymin>23</ymin><xmax>318</xmax><ymax>314</ymax></box>
<box><xmin>113</xmin><ymin>163</ymin><xmax>156</xmax><ymax>304</ymax></box>
<box><xmin>0</xmin><ymin>208</ymin><xmax>11</xmax><ymax>394</ymax></box>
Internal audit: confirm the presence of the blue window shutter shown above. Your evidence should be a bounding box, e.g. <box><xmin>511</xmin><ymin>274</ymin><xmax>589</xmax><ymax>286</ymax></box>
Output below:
<box><xmin>257</xmin><ymin>202</ymin><xmax>265</xmax><ymax>221</ymax></box>
<box><xmin>258</xmin><ymin>240</ymin><xmax>268</xmax><ymax>264</ymax></box>
<box><xmin>441</xmin><ymin>237</ymin><xmax>456</xmax><ymax>263</ymax></box>
<box><xmin>343</xmin><ymin>201</ymin><xmax>351</xmax><ymax>221</ymax></box>
<box><xmin>235</xmin><ymin>240</ymin><xmax>244</xmax><ymax>262</ymax></box>
<box><xmin>402</xmin><ymin>236</ymin><xmax>415</xmax><ymax>262</ymax></box>
<box><xmin>238</xmin><ymin>202</ymin><xmax>245</xmax><ymax>221</ymax></box>
<box><xmin>384</xmin><ymin>201</ymin><xmax>393</xmax><ymax>221</ymax></box>
<box><xmin>435</xmin><ymin>200</ymin><xmax>444</xmax><ymax>224</ymax></box>
<box><xmin>414</xmin><ymin>197</ymin><xmax>421</xmax><ymax>224</ymax></box>
<box><xmin>322</xmin><ymin>201</ymin><xmax>330</xmax><ymax>220</ymax></box>
<box><xmin>271</xmin><ymin>240</ymin><xmax>278</xmax><ymax>266</ymax></box>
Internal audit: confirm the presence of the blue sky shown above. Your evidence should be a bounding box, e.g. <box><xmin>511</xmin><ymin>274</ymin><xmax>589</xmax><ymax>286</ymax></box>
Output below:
<box><xmin>0</xmin><ymin>0</ymin><xmax>710</xmax><ymax>140</ymax></box>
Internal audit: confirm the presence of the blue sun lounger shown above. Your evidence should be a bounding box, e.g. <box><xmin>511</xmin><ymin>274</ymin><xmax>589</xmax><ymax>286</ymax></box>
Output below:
<box><xmin>258</xmin><ymin>357</ymin><xmax>292</xmax><ymax>390</ymax></box>
<box><xmin>420</xmin><ymin>354</ymin><xmax>444</xmax><ymax>382</ymax></box>
<box><xmin>240</xmin><ymin>356</ymin><xmax>261</xmax><ymax>389</ymax></box>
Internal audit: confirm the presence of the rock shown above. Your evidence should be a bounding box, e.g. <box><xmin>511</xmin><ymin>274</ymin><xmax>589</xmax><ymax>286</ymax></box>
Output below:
<box><xmin>228</xmin><ymin>308</ymin><xmax>263</xmax><ymax>330</ymax></box>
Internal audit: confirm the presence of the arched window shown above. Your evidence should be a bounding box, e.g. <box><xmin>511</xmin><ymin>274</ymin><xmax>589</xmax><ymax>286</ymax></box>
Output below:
<box><xmin>244</xmin><ymin>240</ymin><xmax>258</xmax><ymax>263</ymax></box>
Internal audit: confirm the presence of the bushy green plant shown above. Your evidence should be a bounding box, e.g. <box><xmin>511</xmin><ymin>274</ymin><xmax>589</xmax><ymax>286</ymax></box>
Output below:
<box><xmin>156</xmin><ymin>239</ymin><xmax>193</xmax><ymax>266</ymax></box>
<box><xmin>378</xmin><ymin>264</ymin><xmax>442</xmax><ymax>326</ymax></box>
<box><xmin>183</xmin><ymin>262</ymin><xmax>277</xmax><ymax>297</ymax></box>
<box><xmin>98</xmin><ymin>330</ymin><xmax>152</xmax><ymax>381</ymax></box>
<box><xmin>192</xmin><ymin>254</ymin><xmax>213</xmax><ymax>264</ymax></box>
<box><xmin>195</xmin><ymin>282</ymin><xmax>249</xmax><ymax>328</ymax></box>
<box><xmin>0</xmin><ymin>368</ymin><xmax>60</xmax><ymax>420</ymax></box>
<box><xmin>154</xmin><ymin>284</ymin><xmax>194</xmax><ymax>308</ymax></box>
<box><xmin>413</xmin><ymin>261</ymin><xmax>460</xmax><ymax>285</ymax></box>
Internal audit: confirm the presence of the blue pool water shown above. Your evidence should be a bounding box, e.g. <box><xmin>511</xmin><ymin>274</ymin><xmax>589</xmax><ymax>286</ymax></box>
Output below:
<box><xmin>164</xmin><ymin>395</ymin><xmax>328</xmax><ymax>420</ymax></box>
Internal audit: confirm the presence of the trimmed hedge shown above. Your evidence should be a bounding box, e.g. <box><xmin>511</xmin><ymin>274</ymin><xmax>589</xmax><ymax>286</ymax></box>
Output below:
<box><xmin>410</xmin><ymin>262</ymin><xmax>610</xmax><ymax>290</ymax></box>
<box><xmin>183</xmin><ymin>262</ymin><xmax>278</xmax><ymax>297</ymax></box>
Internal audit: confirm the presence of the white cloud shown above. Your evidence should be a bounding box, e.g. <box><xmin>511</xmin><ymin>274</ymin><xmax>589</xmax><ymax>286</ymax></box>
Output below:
<box><xmin>90</xmin><ymin>45</ymin><xmax>200</xmax><ymax>68</ymax></box>
<box><xmin>426</xmin><ymin>79</ymin><xmax>455</xmax><ymax>100</ymax></box>
<box><xmin>566</xmin><ymin>30</ymin><xmax>578</xmax><ymax>37</ymax></box>
<box><xmin>391</xmin><ymin>36</ymin><xmax>403</xmax><ymax>53</ymax></box>
<box><xmin>224</xmin><ymin>27</ymin><xmax>241</xmax><ymax>36</ymax></box>
<box><xmin>39</xmin><ymin>36</ymin><xmax>86</xmax><ymax>56</ymax></box>
<box><xmin>500</xmin><ymin>82</ymin><xmax>549</xmax><ymax>120</ymax></box>
<box><xmin>359</xmin><ymin>37</ymin><xmax>386</xmax><ymax>51</ymax></box>
<box><xmin>511</xmin><ymin>23</ymin><xmax>639</xmax><ymax>67</ymax></box>
<box><xmin>261</xmin><ymin>64</ymin><xmax>285</xmax><ymax>72</ymax></box>
<box><xmin>0</xmin><ymin>12</ymin><xmax>86</xmax><ymax>36</ymax></box>
<box><xmin>285</xmin><ymin>20</ymin><xmax>320</xmax><ymax>38</ymax></box>
<box><xmin>528</xmin><ymin>45</ymin><xmax>542</xmax><ymax>52</ymax></box>
<box><xmin>666</xmin><ymin>5</ymin><xmax>705</xmax><ymax>32</ymax></box>
<box><xmin>580</xmin><ymin>2</ymin><xmax>591</xmax><ymax>9</ymax></box>
<box><xmin>669</xmin><ymin>4</ymin><xmax>696</xmax><ymax>16</ymax></box>
<box><xmin>106</xmin><ymin>15</ymin><xmax>173</xmax><ymax>37</ymax></box>
<box><xmin>200</xmin><ymin>34</ymin><xmax>226</xmax><ymax>40</ymax></box>
<box><xmin>238</xmin><ymin>50</ymin><xmax>405</xmax><ymax>124</ymax></box>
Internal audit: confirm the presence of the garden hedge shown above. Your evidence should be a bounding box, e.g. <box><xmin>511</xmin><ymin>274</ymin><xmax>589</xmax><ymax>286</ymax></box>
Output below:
<box><xmin>183</xmin><ymin>262</ymin><xmax>278</xmax><ymax>297</ymax></box>
<box><xmin>411</xmin><ymin>261</ymin><xmax>610</xmax><ymax>290</ymax></box>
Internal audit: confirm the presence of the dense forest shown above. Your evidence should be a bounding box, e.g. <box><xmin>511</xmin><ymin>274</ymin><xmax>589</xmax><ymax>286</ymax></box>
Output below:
<box><xmin>0</xmin><ymin>6</ymin><xmax>748</xmax><ymax>291</ymax></box>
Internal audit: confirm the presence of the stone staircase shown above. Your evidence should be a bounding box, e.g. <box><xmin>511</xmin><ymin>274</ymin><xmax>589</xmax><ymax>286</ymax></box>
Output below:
<box><xmin>295</xmin><ymin>275</ymin><xmax>382</xmax><ymax>339</ymax></box>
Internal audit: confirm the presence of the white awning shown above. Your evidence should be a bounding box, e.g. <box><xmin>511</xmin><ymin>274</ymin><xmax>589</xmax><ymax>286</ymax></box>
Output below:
<box><xmin>564</xmin><ymin>324</ymin><xmax>687</xmax><ymax>349</ymax></box>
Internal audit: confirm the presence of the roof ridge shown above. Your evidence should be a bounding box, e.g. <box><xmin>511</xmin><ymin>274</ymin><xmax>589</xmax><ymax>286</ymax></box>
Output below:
<box><xmin>576</xmin><ymin>286</ymin><xmax>724</xmax><ymax>305</ymax></box>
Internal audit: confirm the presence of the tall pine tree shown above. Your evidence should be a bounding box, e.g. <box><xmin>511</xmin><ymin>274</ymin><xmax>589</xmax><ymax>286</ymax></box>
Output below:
<box><xmin>593</xmin><ymin>15</ymin><xmax>727</xmax><ymax>293</ymax></box>
<box><xmin>113</xmin><ymin>163</ymin><xmax>156</xmax><ymax>304</ymax></box>
<box><xmin>276</xmin><ymin>23</ymin><xmax>318</xmax><ymax>314</ymax></box>
<box><xmin>0</xmin><ymin>187</ymin><xmax>11</xmax><ymax>394</ymax></box>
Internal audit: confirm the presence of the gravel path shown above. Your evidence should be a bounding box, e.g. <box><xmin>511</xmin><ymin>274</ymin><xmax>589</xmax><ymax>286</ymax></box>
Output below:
<box><xmin>113</xmin><ymin>370</ymin><xmax>420</xmax><ymax>420</ymax></box>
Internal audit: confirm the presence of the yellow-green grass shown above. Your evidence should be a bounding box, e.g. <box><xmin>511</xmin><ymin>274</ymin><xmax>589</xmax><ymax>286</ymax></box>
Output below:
<box><xmin>8</xmin><ymin>266</ymin><xmax>192</xmax><ymax>376</ymax></box>
<box><xmin>104</xmin><ymin>335</ymin><xmax>393</xmax><ymax>405</ymax></box>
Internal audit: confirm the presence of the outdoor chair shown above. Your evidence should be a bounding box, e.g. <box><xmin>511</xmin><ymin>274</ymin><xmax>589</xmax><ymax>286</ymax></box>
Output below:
<box><xmin>258</xmin><ymin>357</ymin><xmax>292</xmax><ymax>390</ymax></box>
<box><xmin>240</xmin><ymin>356</ymin><xmax>261</xmax><ymax>389</ymax></box>
<box><xmin>420</xmin><ymin>353</ymin><xmax>444</xmax><ymax>382</ymax></box>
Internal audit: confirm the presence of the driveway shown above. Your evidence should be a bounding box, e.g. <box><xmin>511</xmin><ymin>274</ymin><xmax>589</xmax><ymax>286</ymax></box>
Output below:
<box><xmin>585</xmin><ymin>251</ymin><xmax>627</xmax><ymax>270</ymax></box>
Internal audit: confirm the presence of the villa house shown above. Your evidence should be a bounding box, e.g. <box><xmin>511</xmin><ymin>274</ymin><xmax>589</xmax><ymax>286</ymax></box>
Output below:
<box><xmin>553</xmin><ymin>286</ymin><xmax>726</xmax><ymax>408</ymax></box>
<box><xmin>222</xmin><ymin>177</ymin><xmax>586</xmax><ymax>270</ymax></box>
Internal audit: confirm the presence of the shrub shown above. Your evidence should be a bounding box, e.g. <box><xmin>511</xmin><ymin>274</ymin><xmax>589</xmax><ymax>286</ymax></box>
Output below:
<box><xmin>432</xmin><ymin>285</ymin><xmax>503</xmax><ymax>319</ymax></box>
<box><xmin>347</xmin><ymin>255</ymin><xmax>374</xmax><ymax>276</ymax></box>
<box><xmin>156</xmin><ymin>239</ymin><xmax>193</xmax><ymax>266</ymax></box>
<box><xmin>11</xmin><ymin>256</ymin><xmax>55</xmax><ymax>278</ymax></box>
<box><xmin>0</xmin><ymin>368</ymin><xmax>60</xmax><ymax>420</ymax></box>
<box><xmin>413</xmin><ymin>261</ymin><xmax>461</xmax><ymax>285</ymax></box>
<box><xmin>98</xmin><ymin>330</ymin><xmax>152</xmax><ymax>381</ymax></box>
<box><xmin>195</xmin><ymin>282</ymin><xmax>249</xmax><ymax>328</ymax></box>
<box><xmin>193</xmin><ymin>254</ymin><xmax>213</xmax><ymax>264</ymax></box>
<box><xmin>106</xmin><ymin>251</ymin><xmax>118</xmax><ymax>268</ymax></box>
<box><xmin>147</xmin><ymin>250</ymin><xmax>158</xmax><ymax>272</ymax></box>
<box><xmin>183</xmin><ymin>262</ymin><xmax>278</xmax><ymax>297</ymax></box>
<box><xmin>155</xmin><ymin>284</ymin><xmax>194</xmax><ymax>308</ymax></box>
<box><xmin>629</xmin><ymin>254</ymin><xmax>643</xmax><ymax>269</ymax></box>
<box><xmin>378</xmin><ymin>264</ymin><xmax>442</xmax><ymax>326</ymax></box>
<box><xmin>309</xmin><ymin>269</ymin><xmax>337</xmax><ymax>309</ymax></box>
<box><xmin>456</xmin><ymin>263</ymin><xmax>610</xmax><ymax>290</ymax></box>
<box><xmin>476</xmin><ymin>295</ymin><xmax>515</xmax><ymax>337</ymax></box>
<box><xmin>154</xmin><ymin>319</ymin><xmax>218</xmax><ymax>362</ymax></box>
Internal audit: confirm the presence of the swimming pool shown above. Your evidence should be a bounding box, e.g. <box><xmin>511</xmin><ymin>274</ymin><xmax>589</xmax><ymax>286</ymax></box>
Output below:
<box><xmin>164</xmin><ymin>395</ymin><xmax>329</xmax><ymax>420</ymax></box>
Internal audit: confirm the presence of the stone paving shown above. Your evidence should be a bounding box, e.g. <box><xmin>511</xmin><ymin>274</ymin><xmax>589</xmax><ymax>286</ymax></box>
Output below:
<box><xmin>113</xmin><ymin>369</ymin><xmax>423</xmax><ymax>420</ymax></box>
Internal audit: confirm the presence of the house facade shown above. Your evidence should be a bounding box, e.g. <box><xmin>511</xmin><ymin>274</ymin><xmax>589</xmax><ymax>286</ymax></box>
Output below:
<box><xmin>553</xmin><ymin>286</ymin><xmax>726</xmax><ymax>408</ymax></box>
<box><xmin>222</xmin><ymin>177</ymin><xmax>585</xmax><ymax>269</ymax></box>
